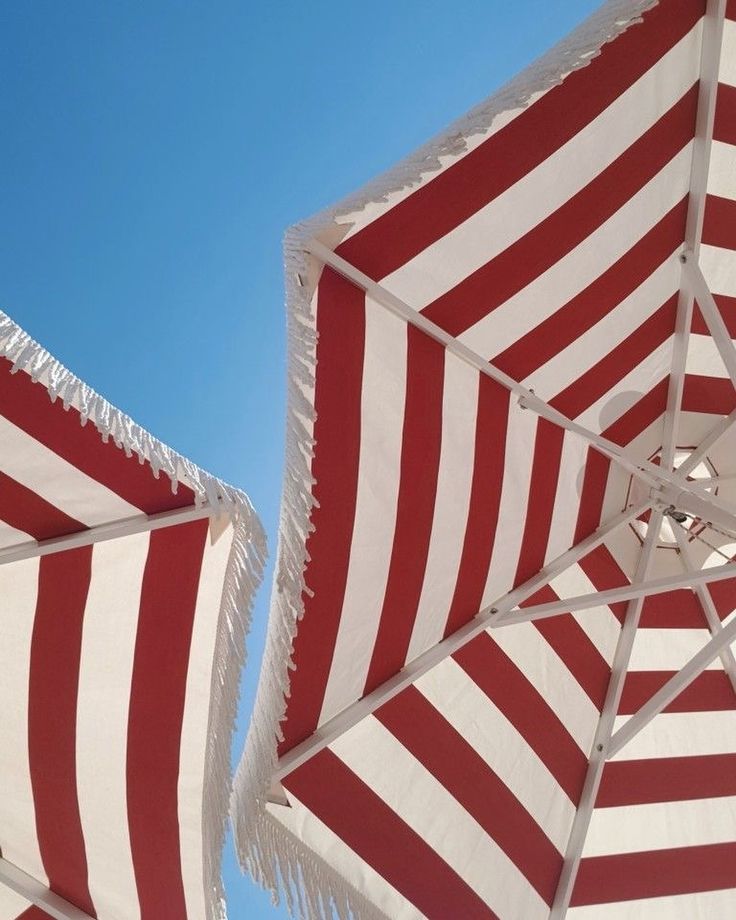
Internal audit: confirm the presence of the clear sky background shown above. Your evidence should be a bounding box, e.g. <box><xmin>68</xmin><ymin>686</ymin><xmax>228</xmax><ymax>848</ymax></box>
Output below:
<box><xmin>0</xmin><ymin>1</ymin><xmax>603</xmax><ymax>916</ymax></box>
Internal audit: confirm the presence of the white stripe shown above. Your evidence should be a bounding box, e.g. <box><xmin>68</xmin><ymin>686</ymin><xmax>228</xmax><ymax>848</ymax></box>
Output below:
<box><xmin>549</xmin><ymin>565</ymin><xmax>620</xmax><ymax>666</ymax></box>
<box><xmin>700</xmin><ymin>243</ymin><xmax>736</xmax><ymax>296</ymax></box>
<box><xmin>0</xmin><ymin>415</ymin><xmax>142</xmax><ymax>526</ymax></box>
<box><xmin>686</xmin><ymin>334</ymin><xmax>732</xmax><ymax>377</ymax></box>
<box><xmin>318</xmin><ymin>302</ymin><xmax>407</xmax><ymax>725</ymax></box>
<box><xmin>527</xmin><ymin>256</ymin><xmax>681</xmax><ymax>403</ymax></box>
<box><xmin>416</xmin><ymin>657</ymin><xmax>574</xmax><ymax>849</ymax></box>
<box><xmin>330</xmin><ymin>717</ymin><xmax>549</xmax><ymax>920</ymax></box>
<box><xmin>480</xmin><ymin>403</ymin><xmax>538</xmax><ymax>607</ymax></box>
<box><xmin>338</xmin><ymin>94</ymin><xmax>545</xmax><ymax>243</ymax></box>
<box><xmin>0</xmin><ymin>887</ymin><xmax>31</xmax><ymax>920</ymax></box>
<box><xmin>487</xmin><ymin>623</ymin><xmax>599</xmax><ymax>753</ymax></box>
<box><xmin>268</xmin><ymin>794</ymin><xmax>425</xmax><ymax>920</ymax></box>
<box><xmin>568</xmin><ymin>888</ymin><xmax>736</xmax><ymax>919</ymax></box>
<box><xmin>610</xmin><ymin>710</ymin><xmax>736</xmax><ymax>760</ymax></box>
<box><xmin>406</xmin><ymin>356</ymin><xmax>479</xmax><ymax>660</ymax></box>
<box><xmin>584</xmin><ymin>796</ymin><xmax>736</xmax><ymax>856</ymax></box>
<box><xmin>380</xmin><ymin>26</ymin><xmax>701</xmax><ymax>308</ymax></box>
<box><xmin>178</xmin><ymin>521</ymin><xmax>233</xmax><ymax>920</ymax></box>
<box><xmin>707</xmin><ymin>139</ymin><xmax>736</xmax><ymax>200</ymax></box>
<box><xmin>76</xmin><ymin>533</ymin><xmax>148</xmax><ymax>920</ymax></box>
<box><xmin>0</xmin><ymin>557</ymin><xmax>46</xmax><ymax>883</ymax></box>
<box><xmin>575</xmin><ymin>339</ymin><xmax>672</xmax><ymax>436</ymax></box>
<box><xmin>719</xmin><ymin>18</ymin><xmax>736</xmax><ymax>87</ymax></box>
<box><xmin>0</xmin><ymin>520</ymin><xmax>33</xmax><ymax>550</ymax></box>
<box><xmin>544</xmin><ymin>433</ymin><xmax>589</xmax><ymax>566</ymax></box>
<box><xmin>629</xmin><ymin>627</ymin><xmax>719</xmax><ymax>672</ymax></box>
<box><xmin>460</xmin><ymin>144</ymin><xmax>692</xmax><ymax>361</ymax></box>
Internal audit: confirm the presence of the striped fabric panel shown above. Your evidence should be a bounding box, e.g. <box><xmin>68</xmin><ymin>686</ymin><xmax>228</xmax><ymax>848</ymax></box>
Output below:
<box><xmin>264</xmin><ymin>1</ymin><xmax>736</xmax><ymax>917</ymax></box>
<box><xmin>0</xmin><ymin>520</ymin><xmax>234</xmax><ymax>919</ymax></box>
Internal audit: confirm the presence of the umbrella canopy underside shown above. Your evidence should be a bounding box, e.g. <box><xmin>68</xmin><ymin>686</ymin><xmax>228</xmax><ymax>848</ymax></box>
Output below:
<box><xmin>0</xmin><ymin>313</ymin><xmax>265</xmax><ymax>920</ymax></box>
<box><xmin>235</xmin><ymin>0</ymin><xmax>736</xmax><ymax>917</ymax></box>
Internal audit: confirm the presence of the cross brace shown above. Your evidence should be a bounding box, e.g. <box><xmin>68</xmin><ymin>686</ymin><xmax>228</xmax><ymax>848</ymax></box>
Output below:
<box><xmin>0</xmin><ymin>857</ymin><xmax>93</xmax><ymax>920</ymax></box>
<box><xmin>307</xmin><ymin>238</ymin><xmax>736</xmax><ymax>532</ymax></box>
<box><xmin>0</xmin><ymin>501</ymin><xmax>227</xmax><ymax>566</ymax></box>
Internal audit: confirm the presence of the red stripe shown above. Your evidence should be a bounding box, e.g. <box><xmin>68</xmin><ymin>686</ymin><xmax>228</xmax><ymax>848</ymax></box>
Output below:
<box><xmin>702</xmin><ymin>193</ymin><xmax>736</xmax><ymax>249</ymax></box>
<box><xmin>574</xmin><ymin>451</ymin><xmax>611</xmax><ymax>544</ymax></box>
<box><xmin>572</xmin><ymin>842</ymin><xmax>736</xmax><ymax>905</ymax></box>
<box><xmin>126</xmin><ymin>520</ymin><xmax>208</xmax><ymax>920</ymax></box>
<box><xmin>279</xmin><ymin>270</ymin><xmax>365</xmax><ymax>753</ymax></box>
<box><xmin>551</xmin><ymin>297</ymin><xmax>678</xmax><ymax>420</ymax></box>
<box><xmin>494</xmin><ymin>199</ymin><xmax>686</xmax><ymax>381</ymax></box>
<box><xmin>364</xmin><ymin>327</ymin><xmax>444</xmax><ymax>694</ymax></box>
<box><xmin>641</xmin><ymin>588</ymin><xmax>710</xmax><ymax>627</ymax></box>
<box><xmin>443</xmin><ymin>376</ymin><xmax>509</xmax><ymax>637</ymax></box>
<box><xmin>682</xmin><ymin>374</ymin><xmax>736</xmax><ymax>414</ymax></box>
<box><xmin>513</xmin><ymin>420</ymin><xmax>564</xmax><ymax>587</ymax></box>
<box><xmin>578</xmin><ymin>545</ymin><xmax>631</xmax><ymax>625</ymax></box>
<box><xmin>0</xmin><ymin>471</ymin><xmax>86</xmax><ymax>540</ymax></box>
<box><xmin>524</xmin><ymin>587</ymin><xmax>611</xmax><ymax>710</ymax></box>
<box><xmin>692</xmin><ymin>295</ymin><xmax>736</xmax><ymax>337</ymax></box>
<box><xmin>421</xmin><ymin>85</ymin><xmax>698</xmax><ymax>337</ymax></box>
<box><xmin>17</xmin><ymin>910</ymin><xmax>55</xmax><ymax>920</ymax></box>
<box><xmin>620</xmin><ymin>669</ymin><xmax>736</xmax><ymax>714</ymax></box>
<box><xmin>284</xmin><ymin>749</ymin><xmax>496</xmax><ymax>920</ymax></box>
<box><xmin>704</xmin><ymin>577</ymin><xmax>736</xmax><ymax>619</ymax></box>
<box><xmin>729</xmin><ymin>0</ymin><xmax>736</xmax><ymax>20</ymax></box>
<box><xmin>336</xmin><ymin>0</ymin><xmax>701</xmax><ymax>281</ymax></box>
<box><xmin>376</xmin><ymin>687</ymin><xmax>562</xmax><ymax>904</ymax></box>
<box><xmin>28</xmin><ymin>548</ymin><xmax>94</xmax><ymax>914</ymax></box>
<box><xmin>600</xmin><ymin>377</ymin><xmax>669</xmax><ymax>447</ymax></box>
<box><xmin>454</xmin><ymin>632</ymin><xmax>587</xmax><ymax>803</ymax></box>
<box><xmin>714</xmin><ymin>82</ymin><xmax>736</xmax><ymax>144</ymax></box>
<box><xmin>0</xmin><ymin>359</ymin><xmax>193</xmax><ymax>515</ymax></box>
<box><xmin>598</xmin><ymin>753</ymin><xmax>736</xmax><ymax>806</ymax></box>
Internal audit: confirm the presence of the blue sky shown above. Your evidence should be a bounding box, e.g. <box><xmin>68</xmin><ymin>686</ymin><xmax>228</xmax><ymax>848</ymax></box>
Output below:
<box><xmin>0</xmin><ymin>1</ymin><xmax>601</xmax><ymax>916</ymax></box>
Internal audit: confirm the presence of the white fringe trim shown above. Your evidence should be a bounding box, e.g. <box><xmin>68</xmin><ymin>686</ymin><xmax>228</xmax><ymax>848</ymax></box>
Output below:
<box><xmin>232</xmin><ymin>2</ymin><xmax>658</xmax><ymax>917</ymax></box>
<box><xmin>0</xmin><ymin>309</ymin><xmax>267</xmax><ymax>920</ymax></box>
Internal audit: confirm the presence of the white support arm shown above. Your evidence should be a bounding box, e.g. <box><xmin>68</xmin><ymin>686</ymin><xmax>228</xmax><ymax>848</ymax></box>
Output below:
<box><xmin>0</xmin><ymin>857</ymin><xmax>94</xmax><ymax>920</ymax></box>
<box><xmin>672</xmin><ymin>522</ymin><xmax>736</xmax><ymax>695</ymax></box>
<box><xmin>608</xmin><ymin>608</ymin><xmax>736</xmax><ymax>758</ymax></box>
<box><xmin>272</xmin><ymin>502</ymin><xmax>649</xmax><ymax>783</ymax></box>
<box><xmin>550</xmin><ymin>513</ymin><xmax>662</xmax><ymax>918</ymax></box>
<box><xmin>307</xmin><ymin>239</ymin><xmax>736</xmax><ymax>528</ymax></box>
<box><xmin>686</xmin><ymin>258</ymin><xmax>736</xmax><ymax>388</ymax></box>
<box><xmin>498</xmin><ymin>558</ymin><xmax>736</xmax><ymax>626</ymax></box>
<box><xmin>0</xmin><ymin>502</ymin><xmax>226</xmax><ymax>566</ymax></box>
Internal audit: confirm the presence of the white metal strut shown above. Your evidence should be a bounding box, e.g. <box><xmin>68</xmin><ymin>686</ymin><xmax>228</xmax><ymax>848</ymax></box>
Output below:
<box><xmin>549</xmin><ymin>512</ymin><xmax>662</xmax><ymax>918</ymax></box>
<box><xmin>0</xmin><ymin>857</ymin><xmax>93</xmax><ymax>920</ymax></box>
<box><xmin>0</xmin><ymin>501</ymin><xmax>227</xmax><ymax>567</ymax></box>
<box><xmin>272</xmin><ymin>502</ymin><xmax>650</xmax><ymax>782</ymax></box>
<box><xmin>307</xmin><ymin>238</ymin><xmax>736</xmax><ymax>529</ymax></box>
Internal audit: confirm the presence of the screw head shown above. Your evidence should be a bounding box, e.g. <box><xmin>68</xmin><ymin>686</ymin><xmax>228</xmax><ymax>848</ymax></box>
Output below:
<box><xmin>679</xmin><ymin>253</ymin><xmax>688</xmax><ymax>263</ymax></box>
<box><xmin>596</xmin><ymin>743</ymin><xmax>604</xmax><ymax>753</ymax></box>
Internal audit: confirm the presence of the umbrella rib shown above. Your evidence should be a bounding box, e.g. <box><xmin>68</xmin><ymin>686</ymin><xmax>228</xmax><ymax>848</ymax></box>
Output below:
<box><xmin>497</xmin><ymin>557</ymin><xmax>736</xmax><ymax>626</ymax></box>
<box><xmin>0</xmin><ymin>501</ymin><xmax>227</xmax><ymax>566</ymax></box>
<box><xmin>0</xmin><ymin>856</ymin><xmax>94</xmax><ymax>920</ymax></box>
<box><xmin>686</xmin><ymin>258</ymin><xmax>736</xmax><ymax>388</ymax></box>
<box><xmin>271</xmin><ymin>502</ymin><xmax>649</xmax><ymax>785</ymax></box>
<box><xmin>549</xmin><ymin>511</ymin><xmax>662</xmax><ymax>919</ymax></box>
<box><xmin>306</xmin><ymin>238</ymin><xmax>736</xmax><ymax>528</ymax></box>
<box><xmin>661</xmin><ymin>0</ymin><xmax>726</xmax><ymax>470</ymax></box>
<box><xmin>671</xmin><ymin>521</ymin><xmax>736</xmax><ymax>696</ymax></box>
<box><xmin>608</xmin><ymin>606</ymin><xmax>736</xmax><ymax>759</ymax></box>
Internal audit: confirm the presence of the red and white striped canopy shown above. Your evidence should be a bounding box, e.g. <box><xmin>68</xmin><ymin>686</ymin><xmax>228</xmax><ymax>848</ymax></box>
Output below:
<box><xmin>235</xmin><ymin>0</ymin><xmax>736</xmax><ymax>917</ymax></box>
<box><xmin>0</xmin><ymin>313</ymin><xmax>264</xmax><ymax>920</ymax></box>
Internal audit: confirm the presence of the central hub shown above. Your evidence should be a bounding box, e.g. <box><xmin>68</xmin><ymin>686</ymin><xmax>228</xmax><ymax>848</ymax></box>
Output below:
<box><xmin>625</xmin><ymin>447</ymin><xmax>719</xmax><ymax>551</ymax></box>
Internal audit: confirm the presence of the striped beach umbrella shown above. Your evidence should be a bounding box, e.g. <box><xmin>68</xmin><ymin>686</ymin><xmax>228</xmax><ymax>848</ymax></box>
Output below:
<box><xmin>233</xmin><ymin>0</ymin><xmax>736</xmax><ymax>917</ymax></box>
<box><xmin>0</xmin><ymin>312</ymin><xmax>265</xmax><ymax>920</ymax></box>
